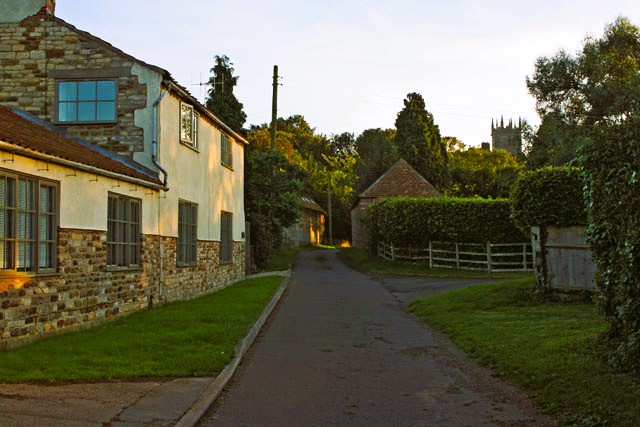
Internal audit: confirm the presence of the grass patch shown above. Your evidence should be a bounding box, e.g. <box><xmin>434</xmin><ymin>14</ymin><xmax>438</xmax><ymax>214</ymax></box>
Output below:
<box><xmin>263</xmin><ymin>244</ymin><xmax>330</xmax><ymax>271</ymax></box>
<box><xmin>0</xmin><ymin>275</ymin><xmax>284</xmax><ymax>383</ymax></box>
<box><xmin>409</xmin><ymin>279</ymin><xmax>640</xmax><ymax>426</ymax></box>
<box><xmin>339</xmin><ymin>247</ymin><xmax>532</xmax><ymax>280</ymax></box>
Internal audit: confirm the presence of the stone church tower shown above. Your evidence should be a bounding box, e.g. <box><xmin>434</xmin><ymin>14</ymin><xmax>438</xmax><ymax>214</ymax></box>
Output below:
<box><xmin>491</xmin><ymin>116</ymin><xmax>522</xmax><ymax>157</ymax></box>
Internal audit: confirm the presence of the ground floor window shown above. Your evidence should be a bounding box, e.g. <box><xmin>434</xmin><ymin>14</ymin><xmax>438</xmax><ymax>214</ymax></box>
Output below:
<box><xmin>107</xmin><ymin>193</ymin><xmax>141</xmax><ymax>267</ymax></box>
<box><xmin>220</xmin><ymin>211</ymin><xmax>233</xmax><ymax>263</ymax></box>
<box><xmin>178</xmin><ymin>200</ymin><xmax>197</xmax><ymax>265</ymax></box>
<box><xmin>0</xmin><ymin>172</ymin><xmax>58</xmax><ymax>273</ymax></box>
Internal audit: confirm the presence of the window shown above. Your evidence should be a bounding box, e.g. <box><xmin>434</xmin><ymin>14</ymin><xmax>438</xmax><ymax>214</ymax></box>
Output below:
<box><xmin>221</xmin><ymin>133</ymin><xmax>232</xmax><ymax>168</ymax></box>
<box><xmin>56</xmin><ymin>80</ymin><xmax>116</xmax><ymax>123</ymax></box>
<box><xmin>0</xmin><ymin>173</ymin><xmax>58</xmax><ymax>273</ymax></box>
<box><xmin>180</xmin><ymin>103</ymin><xmax>199</xmax><ymax>148</ymax></box>
<box><xmin>178</xmin><ymin>200</ymin><xmax>197</xmax><ymax>265</ymax></box>
<box><xmin>220</xmin><ymin>211</ymin><xmax>233</xmax><ymax>263</ymax></box>
<box><xmin>107</xmin><ymin>194</ymin><xmax>141</xmax><ymax>268</ymax></box>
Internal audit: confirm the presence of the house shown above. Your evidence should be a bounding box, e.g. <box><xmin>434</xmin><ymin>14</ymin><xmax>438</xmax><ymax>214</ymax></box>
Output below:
<box><xmin>0</xmin><ymin>0</ymin><xmax>247</xmax><ymax>349</ymax></box>
<box><xmin>351</xmin><ymin>159</ymin><xmax>440</xmax><ymax>248</ymax></box>
<box><xmin>283</xmin><ymin>196</ymin><xmax>326</xmax><ymax>246</ymax></box>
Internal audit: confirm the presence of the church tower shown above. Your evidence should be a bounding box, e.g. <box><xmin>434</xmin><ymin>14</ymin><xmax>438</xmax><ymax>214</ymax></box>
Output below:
<box><xmin>491</xmin><ymin>116</ymin><xmax>522</xmax><ymax>157</ymax></box>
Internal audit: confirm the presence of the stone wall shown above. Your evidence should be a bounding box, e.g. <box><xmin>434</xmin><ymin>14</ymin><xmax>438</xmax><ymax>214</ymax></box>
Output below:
<box><xmin>0</xmin><ymin>12</ymin><xmax>149</xmax><ymax>156</ymax></box>
<box><xmin>351</xmin><ymin>198</ymin><xmax>374</xmax><ymax>249</ymax></box>
<box><xmin>0</xmin><ymin>228</ymin><xmax>245</xmax><ymax>350</ymax></box>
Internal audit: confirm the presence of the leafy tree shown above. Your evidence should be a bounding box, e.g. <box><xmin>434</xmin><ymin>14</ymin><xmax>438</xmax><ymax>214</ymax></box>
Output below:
<box><xmin>443</xmin><ymin>136</ymin><xmax>466</xmax><ymax>152</ymax></box>
<box><xmin>244</xmin><ymin>146</ymin><xmax>306</xmax><ymax>269</ymax></box>
<box><xmin>205</xmin><ymin>55</ymin><xmax>247</xmax><ymax>134</ymax></box>
<box><xmin>528</xmin><ymin>17</ymin><xmax>640</xmax><ymax>373</ymax></box>
<box><xmin>329</xmin><ymin>132</ymin><xmax>357</xmax><ymax>159</ymax></box>
<box><xmin>394</xmin><ymin>93</ymin><xmax>448</xmax><ymax>188</ymax></box>
<box><xmin>447</xmin><ymin>147</ymin><xmax>523</xmax><ymax>198</ymax></box>
<box><xmin>354</xmin><ymin>128</ymin><xmax>397</xmax><ymax>193</ymax></box>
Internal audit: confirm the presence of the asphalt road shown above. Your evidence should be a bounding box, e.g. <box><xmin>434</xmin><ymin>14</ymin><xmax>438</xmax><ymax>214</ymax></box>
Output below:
<box><xmin>200</xmin><ymin>250</ymin><xmax>552</xmax><ymax>427</ymax></box>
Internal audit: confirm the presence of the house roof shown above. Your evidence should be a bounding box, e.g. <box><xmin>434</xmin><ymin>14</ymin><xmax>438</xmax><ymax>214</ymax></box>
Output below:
<box><xmin>0</xmin><ymin>106</ymin><xmax>163</xmax><ymax>187</ymax></box>
<box><xmin>358</xmin><ymin>159</ymin><xmax>440</xmax><ymax>199</ymax></box>
<box><xmin>300</xmin><ymin>196</ymin><xmax>327</xmax><ymax>214</ymax></box>
<box><xmin>31</xmin><ymin>12</ymin><xmax>248</xmax><ymax>145</ymax></box>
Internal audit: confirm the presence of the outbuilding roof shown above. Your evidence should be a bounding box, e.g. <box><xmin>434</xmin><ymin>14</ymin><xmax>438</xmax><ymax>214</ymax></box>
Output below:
<box><xmin>0</xmin><ymin>106</ymin><xmax>162</xmax><ymax>187</ymax></box>
<box><xmin>358</xmin><ymin>159</ymin><xmax>440</xmax><ymax>199</ymax></box>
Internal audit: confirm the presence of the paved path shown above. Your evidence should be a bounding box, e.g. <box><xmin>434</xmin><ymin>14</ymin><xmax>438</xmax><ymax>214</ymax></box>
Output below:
<box><xmin>201</xmin><ymin>250</ymin><xmax>553</xmax><ymax>426</ymax></box>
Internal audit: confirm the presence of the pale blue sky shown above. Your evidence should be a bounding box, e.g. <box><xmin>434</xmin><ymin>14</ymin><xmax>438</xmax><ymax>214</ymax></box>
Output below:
<box><xmin>57</xmin><ymin>0</ymin><xmax>640</xmax><ymax>146</ymax></box>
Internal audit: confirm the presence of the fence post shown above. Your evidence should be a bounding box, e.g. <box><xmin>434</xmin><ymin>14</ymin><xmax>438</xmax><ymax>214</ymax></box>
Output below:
<box><xmin>455</xmin><ymin>243</ymin><xmax>460</xmax><ymax>268</ymax></box>
<box><xmin>486</xmin><ymin>241</ymin><xmax>493</xmax><ymax>273</ymax></box>
<box><xmin>428</xmin><ymin>241</ymin><xmax>433</xmax><ymax>268</ymax></box>
<box><xmin>391</xmin><ymin>243</ymin><xmax>395</xmax><ymax>262</ymax></box>
<box><xmin>523</xmin><ymin>243</ymin><xmax>527</xmax><ymax>271</ymax></box>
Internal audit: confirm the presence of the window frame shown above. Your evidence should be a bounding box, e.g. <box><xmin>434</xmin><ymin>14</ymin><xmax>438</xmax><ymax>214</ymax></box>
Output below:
<box><xmin>107</xmin><ymin>193</ymin><xmax>141</xmax><ymax>269</ymax></box>
<box><xmin>219</xmin><ymin>211</ymin><xmax>233</xmax><ymax>264</ymax></box>
<box><xmin>55</xmin><ymin>79</ymin><xmax>118</xmax><ymax>124</ymax></box>
<box><xmin>177</xmin><ymin>200</ymin><xmax>198</xmax><ymax>266</ymax></box>
<box><xmin>180</xmin><ymin>102</ymin><xmax>199</xmax><ymax>149</ymax></box>
<box><xmin>221</xmin><ymin>133</ymin><xmax>232</xmax><ymax>168</ymax></box>
<box><xmin>0</xmin><ymin>170</ymin><xmax>59</xmax><ymax>275</ymax></box>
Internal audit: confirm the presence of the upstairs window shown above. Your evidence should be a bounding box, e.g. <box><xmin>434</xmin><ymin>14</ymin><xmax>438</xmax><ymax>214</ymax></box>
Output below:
<box><xmin>221</xmin><ymin>133</ymin><xmax>232</xmax><ymax>168</ymax></box>
<box><xmin>56</xmin><ymin>80</ymin><xmax>117</xmax><ymax>123</ymax></box>
<box><xmin>180</xmin><ymin>103</ymin><xmax>199</xmax><ymax>148</ymax></box>
<box><xmin>0</xmin><ymin>172</ymin><xmax>58</xmax><ymax>273</ymax></box>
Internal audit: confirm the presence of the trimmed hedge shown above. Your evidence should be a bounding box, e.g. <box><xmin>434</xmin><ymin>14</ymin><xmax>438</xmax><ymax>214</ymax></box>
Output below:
<box><xmin>365</xmin><ymin>196</ymin><xmax>526</xmax><ymax>247</ymax></box>
<box><xmin>510</xmin><ymin>166</ymin><xmax>587</xmax><ymax>233</ymax></box>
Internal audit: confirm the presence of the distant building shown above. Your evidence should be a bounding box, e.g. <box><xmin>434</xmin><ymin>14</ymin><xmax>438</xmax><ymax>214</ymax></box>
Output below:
<box><xmin>350</xmin><ymin>159</ymin><xmax>440</xmax><ymax>249</ymax></box>
<box><xmin>491</xmin><ymin>116</ymin><xmax>522</xmax><ymax>157</ymax></box>
<box><xmin>283</xmin><ymin>196</ymin><xmax>326</xmax><ymax>247</ymax></box>
<box><xmin>481</xmin><ymin>142</ymin><xmax>491</xmax><ymax>151</ymax></box>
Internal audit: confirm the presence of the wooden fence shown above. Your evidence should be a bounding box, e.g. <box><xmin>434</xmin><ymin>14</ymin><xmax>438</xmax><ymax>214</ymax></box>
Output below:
<box><xmin>378</xmin><ymin>241</ymin><xmax>533</xmax><ymax>273</ymax></box>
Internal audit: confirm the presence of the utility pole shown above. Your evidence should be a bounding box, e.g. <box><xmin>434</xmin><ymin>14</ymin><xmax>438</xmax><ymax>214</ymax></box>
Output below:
<box><xmin>270</xmin><ymin>65</ymin><xmax>278</xmax><ymax>151</ymax></box>
<box><xmin>327</xmin><ymin>176</ymin><xmax>333</xmax><ymax>246</ymax></box>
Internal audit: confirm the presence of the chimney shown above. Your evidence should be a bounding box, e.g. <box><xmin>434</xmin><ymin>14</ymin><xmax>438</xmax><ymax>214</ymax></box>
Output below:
<box><xmin>45</xmin><ymin>0</ymin><xmax>55</xmax><ymax>15</ymax></box>
<box><xmin>0</xmin><ymin>0</ymin><xmax>55</xmax><ymax>22</ymax></box>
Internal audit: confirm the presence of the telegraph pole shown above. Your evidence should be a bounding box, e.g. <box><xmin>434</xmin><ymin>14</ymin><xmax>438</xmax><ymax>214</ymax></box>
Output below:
<box><xmin>270</xmin><ymin>65</ymin><xmax>278</xmax><ymax>151</ymax></box>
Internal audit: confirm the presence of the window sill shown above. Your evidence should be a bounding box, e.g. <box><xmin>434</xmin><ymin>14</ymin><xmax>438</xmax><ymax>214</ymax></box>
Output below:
<box><xmin>177</xmin><ymin>262</ymin><xmax>197</xmax><ymax>268</ymax></box>
<box><xmin>219</xmin><ymin>260</ymin><xmax>233</xmax><ymax>265</ymax></box>
<box><xmin>180</xmin><ymin>141</ymin><xmax>200</xmax><ymax>153</ymax></box>
<box><xmin>222</xmin><ymin>163</ymin><xmax>234</xmax><ymax>171</ymax></box>
<box><xmin>54</xmin><ymin>120</ymin><xmax>118</xmax><ymax>126</ymax></box>
<box><xmin>106</xmin><ymin>266</ymin><xmax>142</xmax><ymax>273</ymax></box>
<box><xmin>0</xmin><ymin>270</ymin><xmax>59</xmax><ymax>280</ymax></box>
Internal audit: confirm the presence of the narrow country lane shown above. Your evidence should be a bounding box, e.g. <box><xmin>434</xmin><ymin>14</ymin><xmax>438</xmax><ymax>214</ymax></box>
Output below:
<box><xmin>200</xmin><ymin>250</ymin><xmax>553</xmax><ymax>427</ymax></box>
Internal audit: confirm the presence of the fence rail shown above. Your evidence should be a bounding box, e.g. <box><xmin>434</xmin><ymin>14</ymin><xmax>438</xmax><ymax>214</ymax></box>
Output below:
<box><xmin>377</xmin><ymin>241</ymin><xmax>533</xmax><ymax>272</ymax></box>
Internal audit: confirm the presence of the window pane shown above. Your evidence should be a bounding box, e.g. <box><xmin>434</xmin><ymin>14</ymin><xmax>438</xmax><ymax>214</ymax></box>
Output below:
<box><xmin>39</xmin><ymin>242</ymin><xmax>52</xmax><ymax>268</ymax></box>
<box><xmin>97</xmin><ymin>81</ymin><xmax>115</xmax><ymax>100</ymax></box>
<box><xmin>58</xmin><ymin>82</ymin><xmax>77</xmax><ymax>101</ymax></box>
<box><xmin>78</xmin><ymin>102</ymin><xmax>96</xmax><ymax>121</ymax></box>
<box><xmin>58</xmin><ymin>102</ymin><xmax>77</xmax><ymax>122</ymax></box>
<box><xmin>97</xmin><ymin>101</ymin><xmax>115</xmax><ymax>121</ymax></box>
<box><xmin>78</xmin><ymin>81</ymin><xmax>97</xmax><ymax>101</ymax></box>
<box><xmin>181</xmin><ymin>104</ymin><xmax>193</xmax><ymax>143</ymax></box>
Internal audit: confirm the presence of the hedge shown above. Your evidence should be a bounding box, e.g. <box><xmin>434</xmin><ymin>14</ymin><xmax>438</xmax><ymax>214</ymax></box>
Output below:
<box><xmin>510</xmin><ymin>166</ymin><xmax>587</xmax><ymax>233</ymax></box>
<box><xmin>365</xmin><ymin>196</ymin><xmax>526</xmax><ymax>248</ymax></box>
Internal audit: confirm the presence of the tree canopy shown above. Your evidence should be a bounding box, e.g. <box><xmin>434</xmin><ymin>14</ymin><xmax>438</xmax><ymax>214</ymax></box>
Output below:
<box><xmin>205</xmin><ymin>54</ymin><xmax>247</xmax><ymax>134</ymax></box>
<box><xmin>394</xmin><ymin>93</ymin><xmax>448</xmax><ymax>189</ymax></box>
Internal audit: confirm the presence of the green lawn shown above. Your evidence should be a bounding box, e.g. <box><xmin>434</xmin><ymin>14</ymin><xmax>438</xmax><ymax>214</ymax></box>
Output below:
<box><xmin>0</xmin><ymin>275</ymin><xmax>284</xmax><ymax>383</ymax></box>
<box><xmin>339</xmin><ymin>247</ymin><xmax>532</xmax><ymax>280</ymax></box>
<box><xmin>409</xmin><ymin>279</ymin><xmax>640</xmax><ymax>426</ymax></box>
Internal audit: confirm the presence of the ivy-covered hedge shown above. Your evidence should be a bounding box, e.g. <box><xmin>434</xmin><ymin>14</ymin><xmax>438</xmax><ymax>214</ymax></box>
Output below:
<box><xmin>510</xmin><ymin>166</ymin><xmax>587</xmax><ymax>233</ymax></box>
<box><xmin>365</xmin><ymin>196</ymin><xmax>526</xmax><ymax>247</ymax></box>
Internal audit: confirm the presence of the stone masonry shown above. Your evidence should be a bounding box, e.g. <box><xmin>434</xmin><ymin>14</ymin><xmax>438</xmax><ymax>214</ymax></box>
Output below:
<box><xmin>0</xmin><ymin>11</ymin><xmax>150</xmax><ymax>156</ymax></box>
<box><xmin>0</xmin><ymin>229</ymin><xmax>245</xmax><ymax>350</ymax></box>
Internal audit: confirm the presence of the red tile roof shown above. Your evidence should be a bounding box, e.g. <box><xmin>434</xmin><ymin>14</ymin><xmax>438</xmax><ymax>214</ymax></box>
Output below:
<box><xmin>0</xmin><ymin>106</ymin><xmax>161</xmax><ymax>186</ymax></box>
<box><xmin>359</xmin><ymin>159</ymin><xmax>440</xmax><ymax>199</ymax></box>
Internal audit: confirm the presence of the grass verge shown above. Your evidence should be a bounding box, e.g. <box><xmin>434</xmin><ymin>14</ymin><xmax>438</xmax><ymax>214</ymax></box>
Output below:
<box><xmin>264</xmin><ymin>244</ymin><xmax>330</xmax><ymax>271</ymax></box>
<box><xmin>339</xmin><ymin>247</ymin><xmax>532</xmax><ymax>280</ymax></box>
<box><xmin>409</xmin><ymin>279</ymin><xmax>640</xmax><ymax>426</ymax></box>
<box><xmin>0</xmin><ymin>275</ymin><xmax>284</xmax><ymax>383</ymax></box>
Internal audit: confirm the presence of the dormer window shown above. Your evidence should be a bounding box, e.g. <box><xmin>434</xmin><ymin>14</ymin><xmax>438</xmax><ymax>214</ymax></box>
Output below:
<box><xmin>56</xmin><ymin>80</ymin><xmax>116</xmax><ymax>123</ymax></box>
<box><xmin>180</xmin><ymin>103</ymin><xmax>199</xmax><ymax>148</ymax></box>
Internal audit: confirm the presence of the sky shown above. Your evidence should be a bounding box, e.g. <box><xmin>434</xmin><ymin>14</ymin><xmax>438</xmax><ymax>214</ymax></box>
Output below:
<box><xmin>56</xmin><ymin>0</ymin><xmax>640</xmax><ymax>147</ymax></box>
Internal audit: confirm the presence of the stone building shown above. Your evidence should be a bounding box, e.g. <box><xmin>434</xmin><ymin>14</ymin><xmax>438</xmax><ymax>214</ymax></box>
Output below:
<box><xmin>283</xmin><ymin>196</ymin><xmax>326</xmax><ymax>247</ymax></box>
<box><xmin>0</xmin><ymin>0</ymin><xmax>247</xmax><ymax>349</ymax></box>
<box><xmin>491</xmin><ymin>116</ymin><xmax>522</xmax><ymax>157</ymax></box>
<box><xmin>351</xmin><ymin>159</ymin><xmax>440</xmax><ymax>249</ymax></box>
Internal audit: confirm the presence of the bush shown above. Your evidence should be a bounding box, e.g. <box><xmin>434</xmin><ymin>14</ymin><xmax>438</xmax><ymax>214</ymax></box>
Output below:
<box><xmin>510</xmin><ymin>166</ymin><xmax>587</xmax><ymax>233</ymax></box>
<box><xmin>365</xmin><ymin>196</ymin><xmax>526</xmax><ymax>248</ymax></box>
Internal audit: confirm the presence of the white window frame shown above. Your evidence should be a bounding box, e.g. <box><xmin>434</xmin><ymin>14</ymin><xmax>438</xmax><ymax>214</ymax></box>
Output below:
<box><xmin>180</xmin><ymin>102</ymin><xmax>199</xmax><ymax>148</ymax></box>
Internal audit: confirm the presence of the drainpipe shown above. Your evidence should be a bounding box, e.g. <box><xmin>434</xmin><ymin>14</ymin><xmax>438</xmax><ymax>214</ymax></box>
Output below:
<box><xmin>151</xmin><ymin>86</ymin><xmax>169</xmax><ymax>188</ymax></box>
<box><xmin>151</xmin><ymin>85</ymin><xmax>170</xmax><ymax>305</ymax></box>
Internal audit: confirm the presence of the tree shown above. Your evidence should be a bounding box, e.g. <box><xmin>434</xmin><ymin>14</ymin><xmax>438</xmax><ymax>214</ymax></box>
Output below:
<box><xmin>447</xmin><ymin>147</ymin><xmax>523</xmax><ymax>198</ymax></box>
<box><xmin>354</xmin><ymin>128</ymin><xmax>397</xmax><ymax>193</ymax></box>
<box><xmin>394</xmin><ymin>93</ymin><xmax>448</xmax><ymax>188</ymax></box>
<box><xmin>527</xmin><ymin>17</ymin><xmax>640</xmax><ymax>373</ymax></box>
<box><xmin>205</xmin><ymin>55</ymin><xmax>247</xmax><ymax>134</ymax></box>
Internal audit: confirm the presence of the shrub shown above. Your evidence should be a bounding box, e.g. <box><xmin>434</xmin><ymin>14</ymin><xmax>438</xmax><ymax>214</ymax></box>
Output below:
<box><xmin>510</xmin><ymin>166</ymin><xmax>587</xmax><ymax>233</ymax></box>
<box><xmin>365</xmin><ymin>196</ymin><xmax>526</xmax><ymax>248</ymax></box>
